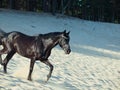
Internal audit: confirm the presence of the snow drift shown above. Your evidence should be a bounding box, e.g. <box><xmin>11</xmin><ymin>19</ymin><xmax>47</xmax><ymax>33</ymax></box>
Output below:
<box><xmin>0</xmin><ymin>9</ymin><xmax>120</xmax><ymax>90</ymax></box>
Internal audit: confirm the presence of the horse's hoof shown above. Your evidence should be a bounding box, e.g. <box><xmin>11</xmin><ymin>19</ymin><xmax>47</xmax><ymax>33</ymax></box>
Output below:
<box><xmin>28</xmin><ymin>78</ymin><xmax>32</xmax><ymax>81</ymax></box>
<box><xmin>47</xmin><ymin>74</ymin><xmax>51</xmax><ymax>81</ymax></box>
<box><xmin>45</xmin><ymin>80</ymin><xmax>48</xmax><ymax>83</ymax></box>
<box><xmin>4</xmin><ymin>69</ymin><xmax>7</xmax><ymax>73</ymax></box>
<box><xmin>4</xmin><ymin>71</ymin><xmax>7</xmax><ymax>74</ymax></box>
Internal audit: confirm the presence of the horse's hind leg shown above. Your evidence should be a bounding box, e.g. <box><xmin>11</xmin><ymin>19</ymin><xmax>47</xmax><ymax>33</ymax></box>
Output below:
<box><xmin>42</xmin><ymin>60</ymin><xmax>53</xmax><ymax>81</ymax></box>
<box><xmin>0</xmin><ymin>47</ymin><xmax>9</xmax><ymax>65</ymax></box>
<box><xmin>0</xmin><ymin>55</ymin><xmax>2</xmax><ymax>65</ymax></box>
<box><xmin>0</xmin><ymin>45</ymin><xmax>3</xmax><ymax>64</ymax></box>
<box><xmin>0</xmin><ymin>47</ymin><xmax>9</xmax><ymax>55</ymax></box>
<box><xmin>2</xmin><ymin>51</ymin><xmax>15</xmax><ymax>73</ymax></box>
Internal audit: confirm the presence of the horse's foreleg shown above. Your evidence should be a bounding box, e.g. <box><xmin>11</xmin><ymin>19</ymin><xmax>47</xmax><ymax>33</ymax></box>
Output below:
<box><xmin>2</xmin><ymin>51</ymin><xmax>15</xmax><ymax>73</ymax></box>
<box><xmin>28</xmin><ymin>59</ymin><xmax>35</xmax><ymax>81</ymax></box>
<box><xmin>42</xmin><ymin>60</ymin><xmax>53</xmax><ymax>81</ymax></box>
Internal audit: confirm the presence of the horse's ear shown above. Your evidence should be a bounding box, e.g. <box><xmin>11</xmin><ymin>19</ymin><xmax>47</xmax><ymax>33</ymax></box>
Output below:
<box><xmin>67</xmin><ymin>31</ymin><xmax>70</xmax><ymax>35</ymax></box>
<box><xmin>63</xmin><ymin>30</ymin><xmax>66</xmax><ymax>34</ymax></box>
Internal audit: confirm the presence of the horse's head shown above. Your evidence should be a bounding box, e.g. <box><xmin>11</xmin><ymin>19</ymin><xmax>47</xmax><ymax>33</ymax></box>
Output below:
<box><xmin>59</xmin><ymin>30</ymin><xmax>71</xmax><ymax>54</ymax></box>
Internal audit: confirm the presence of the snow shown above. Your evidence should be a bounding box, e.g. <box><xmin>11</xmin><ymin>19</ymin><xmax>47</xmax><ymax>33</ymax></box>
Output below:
<box><xmin>0</xmin><ymin>9</ymin><xmax>120</xmax><ymax>90</ymax></box>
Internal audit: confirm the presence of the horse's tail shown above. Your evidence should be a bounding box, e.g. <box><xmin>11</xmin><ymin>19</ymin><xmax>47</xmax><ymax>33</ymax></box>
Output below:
<box><xmin>0</xmin><ymin>28</ymin><xmax>6</xmax><ymax>37</ymax></box>
<box><xmin>0</xmin><ymin>28</ymin><xmax>6</xmax><ymax>44</ymax></box>
<box><xmin>0</xmin><ymin>28</ymin><xmax>6</xmax><ymax>65</ymax></box>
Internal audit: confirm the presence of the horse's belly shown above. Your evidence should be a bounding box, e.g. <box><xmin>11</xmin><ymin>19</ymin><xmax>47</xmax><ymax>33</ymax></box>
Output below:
<box><xmin>14</xmin><ymin>39</ymin><xmax>42</xmax><ymax>59</ymax></box>
<box><xmin>17</xmin><ymin>47</ymin><xmax>42</xmax><ymax>59</ymax></box>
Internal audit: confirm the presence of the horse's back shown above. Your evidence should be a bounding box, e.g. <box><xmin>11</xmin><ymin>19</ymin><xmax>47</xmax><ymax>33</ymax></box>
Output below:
<box><xmin>5</xmin><ymin>31</ymin><xmax>34</xmax><ymax>42</ymax></box>
<box><xmin>2</xmin><ymin>31</ymin><xmax>36</xmax><ymax>51</ymax></box>
<box><xmin>4</xmin><ymin>31</ymin><xmax>43</xmax><ymax>58</ymax></box>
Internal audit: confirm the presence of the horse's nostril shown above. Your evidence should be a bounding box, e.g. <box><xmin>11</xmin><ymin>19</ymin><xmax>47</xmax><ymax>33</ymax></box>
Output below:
<box><xmin>69</xmin><ymin>49</ymin><xmax>71</xmax><ymax>53</ymax></box>
<box><xmin>66</xmin><ymin>49</ymin><xmax>71</xmax><ymax>54</ymax></box>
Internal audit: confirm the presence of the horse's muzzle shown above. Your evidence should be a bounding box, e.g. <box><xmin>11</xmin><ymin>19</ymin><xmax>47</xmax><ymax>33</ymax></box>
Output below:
<box><xmin>65</xmin><ymin>49</ymin><xmax>71</xmax><ymax>54</ymax></box>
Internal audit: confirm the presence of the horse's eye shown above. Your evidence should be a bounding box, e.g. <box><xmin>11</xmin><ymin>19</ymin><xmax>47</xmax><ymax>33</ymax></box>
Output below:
<box><xmin>66</xmin><ymin>38</ymin><xmax>69</xmax><ymax>42</ymax></box>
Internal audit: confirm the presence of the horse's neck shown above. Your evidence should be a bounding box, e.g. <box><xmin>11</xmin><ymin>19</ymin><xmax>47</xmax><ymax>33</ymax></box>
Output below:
<box><xmin>41</xmin><ymin>34</ymin><xmax>61</xmax><ymax>59</ymax></box>
<box><xmin>43</xmin><ymin>36</ymin><xmax>60</xmax><ymax>49</ymax></box>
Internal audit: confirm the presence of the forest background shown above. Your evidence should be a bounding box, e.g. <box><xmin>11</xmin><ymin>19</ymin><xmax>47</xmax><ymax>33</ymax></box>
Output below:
<box><xmin>0</xmin><ymin>0</ymin><xmax>120</xmax><ymax>23</ymax></box>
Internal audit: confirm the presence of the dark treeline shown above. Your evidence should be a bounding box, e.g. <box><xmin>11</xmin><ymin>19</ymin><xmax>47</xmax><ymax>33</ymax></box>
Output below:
<box><xmin>0</xmin><ymin>0</ymin><xmax>120</xmax><ymax>23</ymax></box>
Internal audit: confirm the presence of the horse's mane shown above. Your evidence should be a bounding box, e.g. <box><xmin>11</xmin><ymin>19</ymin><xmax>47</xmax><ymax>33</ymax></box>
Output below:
<box><xmin>39</xmin><ymin>32</ymin><xmax>62</xmax><ymax>39</ymax></box>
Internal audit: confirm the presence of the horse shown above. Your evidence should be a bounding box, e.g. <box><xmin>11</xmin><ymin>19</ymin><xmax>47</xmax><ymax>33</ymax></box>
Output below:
<box><xmin>0</xmin><ymin>30</ymin><xmax>71</xmax><ymax>81</ymax></box>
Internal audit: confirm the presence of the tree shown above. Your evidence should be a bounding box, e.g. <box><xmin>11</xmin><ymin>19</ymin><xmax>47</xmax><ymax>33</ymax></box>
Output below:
<box><xmin>0</xmin><ymin>0</ymin><xmax>3</xmax><ymax>8</ymax></box>
<box><xmin>9</xmin><ymin>0</ymin><xmax>15</xmax><ymax>9</ymax></box>
<box><xmin>27</xmin><ymin>0</ymin><xmax>37</xmax><ymax>11</ymax></box>
<box><xmin>51</xmin><ymin>0</ymin><xmax>57</xmax><ymax>15</ymax></box>
<box><xmin>61</xmin><ymin>0</ymin><xmax>71</xmax><ymax>15</ymax></box>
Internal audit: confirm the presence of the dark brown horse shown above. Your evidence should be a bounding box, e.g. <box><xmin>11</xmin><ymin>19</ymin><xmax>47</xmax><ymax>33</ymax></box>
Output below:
<box><xmin>0</xmin><ymin>30</ymin><xmax>71</xmax><ymax>81</ymax></box>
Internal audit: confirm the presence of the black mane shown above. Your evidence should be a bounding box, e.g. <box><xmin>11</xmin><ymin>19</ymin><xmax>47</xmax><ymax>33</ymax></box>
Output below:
<box><xmin>39</xmin><ymin>32</ymin><xmax>62</xmax><ymax>39</ymax></box>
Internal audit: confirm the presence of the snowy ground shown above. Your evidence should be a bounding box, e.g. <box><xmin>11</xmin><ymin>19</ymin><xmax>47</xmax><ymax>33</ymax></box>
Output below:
<box><xmin>0</xmin><ymin>9</ymin><xmax>120</xmax><ymax>90</ymax></box>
